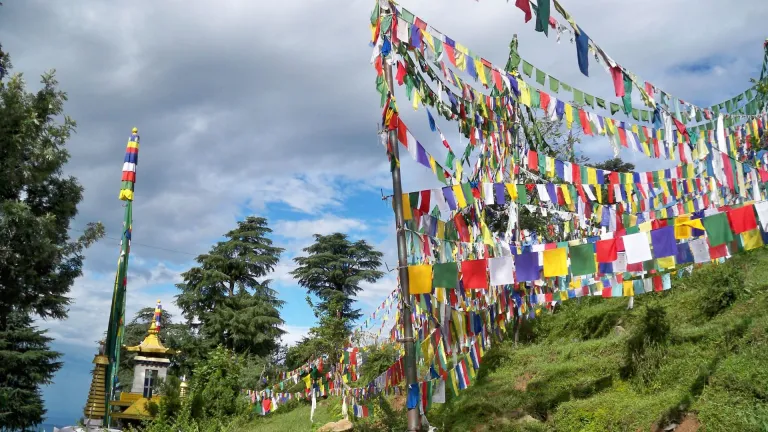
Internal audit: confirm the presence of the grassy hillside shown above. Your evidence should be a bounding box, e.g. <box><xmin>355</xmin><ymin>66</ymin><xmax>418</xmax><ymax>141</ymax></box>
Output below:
<box><xmin>247</xmin><ymin>248</ymin><xmax>768</xmax><ymax>431</ymax></box>
<box><xmin>245</xmin><ymin>399</ymin><xmax>339</xmax><ymax>432</ymax></box>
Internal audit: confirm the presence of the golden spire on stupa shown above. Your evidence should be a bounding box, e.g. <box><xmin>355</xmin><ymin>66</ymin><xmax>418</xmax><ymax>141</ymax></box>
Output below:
<box><xmin>125</xmin><ymin>300</ymin><xmax>176</xmax><ymax>355</ymax></box>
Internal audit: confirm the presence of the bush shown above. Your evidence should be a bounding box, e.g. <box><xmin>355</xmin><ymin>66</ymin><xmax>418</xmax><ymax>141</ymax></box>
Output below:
<box><xmin>133</xmin><ymin>346</ymin><xmax>251</xmax><ymax>432</ymax></box>
<box><xmin>684</xmin><ymin>259</ymin><xmax>746</xmax><ymax>318</ymax></box>
<box><xmin>357</xmin><ymin>344</ymin><xmax>399</xmax><ymax>385</ymax></box>
<box><xmin>352</xmin><ymin>395</ymin><xmax>407</xmax><ymax>432</ymax></box>
<box><xmin>622</xmin><ymin>305</ymin><xmax>670</xmax><ymax>380</ymax></box>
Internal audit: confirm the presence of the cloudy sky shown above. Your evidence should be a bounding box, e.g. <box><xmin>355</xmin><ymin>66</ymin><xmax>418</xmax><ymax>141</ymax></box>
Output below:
<box><xmin>2</xmin><ymin>0</ymin><xmax>767</xmax><ymax>425</ymax></box>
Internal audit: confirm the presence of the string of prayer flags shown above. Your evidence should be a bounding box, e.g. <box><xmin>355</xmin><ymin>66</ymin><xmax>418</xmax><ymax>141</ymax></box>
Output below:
<box><xmin>119</xmin><ymin>128</ymin><xmax>140</xmax><ymax>201</ymax></box>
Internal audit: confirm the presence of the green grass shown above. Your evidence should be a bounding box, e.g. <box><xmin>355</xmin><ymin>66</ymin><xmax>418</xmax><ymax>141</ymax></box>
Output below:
<box><xmin>244</xmin><ymin>398</ymin><xmax>340</xmax><ymax>432</ymax></box>
<box><xmin>246</xmin><ymin>249</ymin><xmax>768</xmax><ymax>431</ymax></box>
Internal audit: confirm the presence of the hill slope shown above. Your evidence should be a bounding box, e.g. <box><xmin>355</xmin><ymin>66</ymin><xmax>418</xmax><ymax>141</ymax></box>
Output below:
<box><xmin>249</xmin><ymin>248</ymin><xmax>768</xmax><ymax>432</ymax></box>
<box><xmin>427</xmin><ymin>248</ymin><xmax>768</xmax><ymax>431</ymax></box>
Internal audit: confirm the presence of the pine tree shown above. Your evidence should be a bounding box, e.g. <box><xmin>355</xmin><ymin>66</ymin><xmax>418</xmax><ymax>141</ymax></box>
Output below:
<box><xmin>0</xmin><ymin>47</ymin><xmax>104</xmax><ymax>430</ymax></box>
<box><xmin>291</xmin><ymin>233</ymin><xmax>384</xmax><ymax>324</ymax></box>
<box><xmin>0</xmin><ymin>312</ymin><xmax>62</xmax><ymax>431</ymax></box>
<box><xmin>175</xmin><ymin>216</ymin><xmax>285</xmax><ymax>358</ymax></box>
<box><xmin>203</xmin><ymin>283</ymin><xmax>285</xmax><ymax>357</ymax></box>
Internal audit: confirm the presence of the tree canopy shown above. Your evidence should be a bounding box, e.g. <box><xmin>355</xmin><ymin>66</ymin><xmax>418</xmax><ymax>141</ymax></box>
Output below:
<box><xmin>291</xmin><ymin>233</ymin><xmax>384</xmax><ymax>323</ymax></box>
<box><xmin>175</xmin><ymin>216</ymin><xmax>285</xmax><ymax>358</ymax></box>
<box><xmin>0</xmin><ymin>47</ymin><xmax>104</xmax><ymax>430</ymax></box>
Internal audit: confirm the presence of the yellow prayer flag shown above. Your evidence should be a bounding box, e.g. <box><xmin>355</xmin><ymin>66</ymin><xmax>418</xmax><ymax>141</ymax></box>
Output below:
<box><xmin>559</xmin><ymin>291</ymin><xmax>568</xmax><ymax>301</ymax></box>
<box><xmin>678</xmin><ymin>219</ymin><xmax>705</xmax><ymax>231</ymax></box>
<box><xmin>475</xmin><ymin>59</ymin><xmax>488</xmax><ymax>86</ymax></box>
<box><xmin>412</xmin><ymin>89</ymin><xmax>421</xmax><ymax>110</ymax></box>
<box><xmin>674</xmin><ymin>216</ymin><xmax>692</xmax><ymax>239</ymax></box>
<box><xmin>587</xmin><ymin>168</ymin><xmax>597</xmax><ymax>185</ymax></box>
<box><xmin>454</xmin><ymin>50</ymin><xmax>466</xmax><ymax>71</ymax></box>
<box><xmin>408</xmin><ymin>264</ymin><xmax>433</xmax><ymax>295</ymax></box>
<box><xmin>437</xmin><ymin>220</ymin><xmax>446</xmax><ymax>239</ymax></box>
<box><xmin>543</xmin><ymin>248</ymin><xmax>568</xmax><ymax>277</ymax></box>
<box><xmin>435</xmin><ymin>287</ymin><xmax>445</xmax><ymax>303</ymax></box>
<box><xmin>546</xmin><ymin>156</ymin><xmax>555</xmax><ymax>176</ymax></box>
<box><xmin>561</xmin><ymin>185</ymin><xmax>572</xmax><ymax>205</ymax></box>
<box><xmin>623</xmin><ymin>281</ymin><xmax>634</xmax><ymax>297</ymax></box>
<box><xmin>480</xmin><ymin>213</ymin><xmax>494</xmax><ymax>246</ymax></box>
<box><xmin>505</xmin><ymin>183</ymin><xmax>517</xmax><ymax>200</ymax></box>
<box><xmin>639</xmin><ymin>221</ymin><xmax>653</xmax><ymax>232</ymax></box>
<box><xmin>520</xmin><ymin>82</ymin><xmax>531</xmax><ymax>107</ymax></box>
<box><xmin>657</xmin><ymin>256</ymin><xmax>676</xmax><ymax>269</ymax></box>
<box><xmin>565</xmin><ymin>103</ymin><xmax>574</xmax><ymax>129</ymax></box>
<box><xmin>421</xmin><ymin>29</ymin><xmax>435</xmax><ymax>51</ymax></box>
<box><xmin>452</xmin><ymin>184</ymin><xmax>467</xmax><ymax>208</ymax></box>
<box><xmin>742</xmin><ymin>229</ymin><xmax>764</xmax><ymax>251</ymax></box>
<box><xmin>402</xmin><ymin>194</ymin><xmax>413</xmax><ymax>220</ymax></box>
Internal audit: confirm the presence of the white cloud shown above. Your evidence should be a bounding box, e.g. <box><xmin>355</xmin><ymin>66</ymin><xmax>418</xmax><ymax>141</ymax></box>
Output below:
<box><xmin>279</xmin><ymin>325</ymin><xmax>312</xmax><ymax>347</ymax></box>
<box><xmin>37</xmin><ymin>265</ymin><xmax>184</xmax><ymax>349</ymax></box>
<box><xmin>273</xmin><ymin>215</ymin><xmax>368</xmax><ymax>240</ymax></box>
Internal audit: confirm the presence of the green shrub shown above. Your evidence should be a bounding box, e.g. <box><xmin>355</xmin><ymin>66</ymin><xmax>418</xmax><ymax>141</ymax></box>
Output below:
<box><xmin>685</xmin><ymin>259</ymin><xmax>746</xmax><ymax>318</ymax></box>
<box><xmin>622</xmin><ymin>305</ymin><xmax>670</xmax><ymax>379</ymax></box>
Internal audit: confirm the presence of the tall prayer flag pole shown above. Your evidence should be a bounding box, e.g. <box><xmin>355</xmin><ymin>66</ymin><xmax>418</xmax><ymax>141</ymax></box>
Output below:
<box><xmin>103</xmin><ymin>127</ymin><xmax>140</xmax><ymax>425</ymax></box>
<box><xmin>378</xmin><ymin>2</ymin><xmax>420</xmax><ymax>430</ymax></box>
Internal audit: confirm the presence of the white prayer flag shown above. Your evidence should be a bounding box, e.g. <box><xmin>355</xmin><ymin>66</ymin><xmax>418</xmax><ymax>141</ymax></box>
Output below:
<box><xmin>488</xmin><ymin>256</ymin><xmax>515</xmax><ymax>286</ymax></box>
<box><xmin>623</xmin><ymin>232</ymin><xmax>652</xmax><ymax>264</ymax></box>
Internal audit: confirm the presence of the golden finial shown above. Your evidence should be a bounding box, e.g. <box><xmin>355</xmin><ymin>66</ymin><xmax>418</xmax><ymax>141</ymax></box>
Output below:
<box><xmin>132</xmin><ymin>127</ymin><xmax>138</xmax><ymax>133</ymax></box>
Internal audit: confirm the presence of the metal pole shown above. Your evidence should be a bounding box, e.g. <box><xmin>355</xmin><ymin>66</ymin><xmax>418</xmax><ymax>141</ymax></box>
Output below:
<box><xmin>380</xmin><ymin>5</ymin><xmax>420</xmax><ymax>429</ymax></box>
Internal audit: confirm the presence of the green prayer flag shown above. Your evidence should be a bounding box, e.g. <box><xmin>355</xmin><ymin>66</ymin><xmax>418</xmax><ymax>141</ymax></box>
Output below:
<box><xmin>584</xmin><ymin>93</ymin><xmax>595</xmax><ymax>108</ymax></box>
<box><xmin>625</xmin><ymin>225</ymin><xmax>640</xmax><ymax>235</ymax></box>
<box><xmin>535</xmin><ymin>0</ymin><xmax>550</xmax><ymax>35</ymax></box>
<box><xmin>610</xmin><ymin>103</ymin><xmax>620</xmax><ymax>115</ymax></box>
<box><xmin>409</xmin><ymin>192</ymin><xmax>420</xmax><ymax>210</ymax></box>
<box><xmin>621</xmin><ymin>74</ymin><xmax>633</xmax><ymax>115</ymax></box>
<box><xmin>461</xmin><ymin>183</ymin><xmax>475</xmax><ymax>205</ymax></box>
<box><xmin>574</xmin><ymin>89</ymin><xmax>585</xmax><ymax>105</ymax></box>
<box><xmin>536</xmin><ymin>69</ymin><xmax>546</xmax><ymax>85</ymax></box>
<box><xmin>517</xmin><ymin>185</ymin><xmax>529</xmax><ymax>204</ymax></box>
<box><xmin>696</xmin><ymin>110</ymin><xmax>702</xmax><ymax>122</ymax></box>
<box><xmin>632</xmin><ymin>109</ymin><xmax>640</xmax><ymax>121</ymax></box>
<box><xmin>445</xmin><ymin>151</ymin><xmax>455</xmax><ymax>170</ymax></box>
<box><xmin>433</xmin><ymin>263</ymin><xmax>458</xmax><ymax>288</ymax></box>
<box><xmin>522</xmin><ymin>61</ymin><xmax>533</xmax><ymax>77</ymax></box>
<box><xmin>596</xmin><ymin>98</ymin><xmax>606</xmax><ymax>109</ymax></box>
<box><xmin>567</xmin><ymin>244</ymin><xmax>595</xmax><ymax>276</ymax></box>
<box><xmin>641</xmin><ymin>110</ymin><xmax>650</xmax><ymax>122</ymax></box>
<box><xmin>702</xmin><ymin>213</ymin><xmax>734</xmax><ymax>246</ymax></box>
<box><xmin>531</xmin><ymin>90</ymin><xmax>541</xmax><ymax>109</ymax></box>
<box><xmin>643</xmin><ymin>259</ymin><xmax>658</xmax><ymax>272</ymax></box>
<box><xmin>549</xmin><ymin>77</ymin><xmax>560</xmax><ymax>93</ymax></box>
<box><xmin>561</xmin><ymin>82</ymin><xmax>572</xmax><ymax>92</ymax></box>
<box><xmin>380</xmin><ymin>15</ymin><xmax>392</xmax><ymax>35</ymax></box>
<box><xmin>401</xmin><ymin>9</ymin><xmax>415</xmax><ymax>24</ymax></box>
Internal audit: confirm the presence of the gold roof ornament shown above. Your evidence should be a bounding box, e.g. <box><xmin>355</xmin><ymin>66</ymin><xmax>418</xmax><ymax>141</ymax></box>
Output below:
<box><xmin>125</xmin><ymin>300</ymin><xmax>176</xmax><ymax>356</ymax></box>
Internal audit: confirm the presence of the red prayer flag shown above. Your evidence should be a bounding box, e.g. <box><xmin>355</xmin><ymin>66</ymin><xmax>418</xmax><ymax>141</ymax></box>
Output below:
<box><xmin>596</xmin><ymin>238</ymin><xmax>618</xmax><ymax>263</ymax></box>
<box><xmin>461</xmin><ymin>259</ymin><xmax>488</xmax><ymax>290</ymax></box>
<box><xmin>727</xmin><ymin>204</ymin><xmax>757</xmax><ymax>234</ymax></box>
<box><xmin>528</xmin><ymin>150</ymin><xmax>538</xmax><ymax>171</ymax></box>
<box><xmin>515</xmin><ymin>0</ymin><xmax>532</xmax><ymax>22</ymax></box>
<box><xmin>709</xmin><ymin>242</ymin><xmax>728</xmax><ymax>260</ymax></box>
